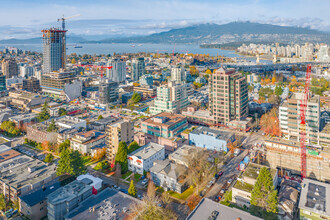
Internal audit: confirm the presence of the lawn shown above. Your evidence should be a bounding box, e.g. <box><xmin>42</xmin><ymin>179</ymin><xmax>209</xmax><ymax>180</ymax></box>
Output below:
<box><xmin>122</xmin><ymin>171</ymin><xmax>132</xmax><ymax>179</ymax></box>
<box><xmin>134</xmin><ymin>173</ymin><xmax>142</xmax><ymax>182</ymax></box>
<box><xmin>168</xmin><ymin>186</ymin><xmax>195</xmax><ymax>200</ymax></box>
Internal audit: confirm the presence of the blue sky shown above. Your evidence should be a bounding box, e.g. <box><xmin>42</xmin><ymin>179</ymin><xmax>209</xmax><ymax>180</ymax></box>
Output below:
<box><xmin>0</xmin><ymin>0</ymin><xmax>329</xmax><ymax>39</ymax></box>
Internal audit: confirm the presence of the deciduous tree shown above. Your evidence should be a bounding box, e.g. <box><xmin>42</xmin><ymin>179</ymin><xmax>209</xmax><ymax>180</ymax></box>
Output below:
<box><xmin>260</xmin><ymin>108</ymin><xmax>281</xmax><ymax>137</ymax></box>
<box><xmin>128</xmin><ymin>141</ymin><xmax>140</xmax><ymax>154</ymax></box>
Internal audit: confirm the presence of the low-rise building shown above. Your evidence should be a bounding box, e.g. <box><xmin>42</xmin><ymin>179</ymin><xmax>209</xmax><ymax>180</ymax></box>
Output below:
<box><xmin>128</xmin><ymin>142</ymin><xmax>165</xmax><ymax>174</ymax></box>
<box><xmin>70</xmin><ymin>130</ymin><xmax>106</xmax><ymax>156</ymax></box>
<box><xmin>64</xmin><ymin>188</ymin><xmax>140</xmax><ymax>220</ymax></box>
<box><xmin>47</xmin><ymin>180</ymin><xmax>93</xmax><ymax>220</ymax></box>
<box><xmin>8</xmin><ymin>90</ymin><xmax>49</xmax><ymax>111</ymax></box>
<box><xmin>187</xmin><ymin>198</ymin><xmax>262</xmax><ymax>220</ymax></box>
<box><xmin>278</xmin><ymin>180</ymin><xmax>299</xmax><ymax>220</ymax></box>
<box><xmin>9</xmin><ymin>113</ymin><xmax>38</xmax><ymax>129</ymax></box>
<box><xmin>150</xmin><ymin>159</ymin><xmax>189</xmax><ymax>193</ymax></box>
<box><xmin>54</xmin><ymin>115</ymin><xmax>86</xmax><ymax>130</ymax></box>
<box><xmin>232</xmin><ymin>163</ymin><xmax>278</xmax><ymax>208</ymax></box>
<box><xmin>133</xmin><ymin>85</ymin><xmax>156</xmax><ymax>98</ymax></box>
<box><xmin>189</xmin><ymin>126</ymin><xmax>235</xmax><ymax>152</ymax></box>
<box><xmin>299</xmin><ymin>178</ymin><xmax>330</xmax><ymax>220</ymax></box>
<box><xmin>88</xmin><ymin>116</ymin><xmax>120</xmax><ymax>132</ymax></box>
<box><xmin>0</xmin><ymin>159</ymin><xmax>57</xmax><ymax>201</ymax></box>
<box><xmin>168</xmin><ymin>144</ymin><xmax>196</xmax><ymax>167</ymax></box>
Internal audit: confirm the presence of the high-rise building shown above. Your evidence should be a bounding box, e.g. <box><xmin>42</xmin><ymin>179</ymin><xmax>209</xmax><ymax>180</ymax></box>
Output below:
<box><xmin>317</xmin><ymin>45</ymin><xmax>330</xmax><ymax>62</ymax></box>
<box><xmin>209</xmin><ymin>68</ymin><xmax>248</xmax><ymax>125</ymax></box>
<box><xmin>1</xmin><ymin>58</ymin><xmax>18</xmax><ymax>78</ymax></box>
<box><xmin>106</xmin><ymin>120</ymin><xmax>134</xmax><ymax>162</ymax></box>
<box><xmin>131</xmin><ymin>58</ymin><xmax>145</xmax><ymax>81</ymax></box>
<box><xmin>171</xmin><ymin>65</ymin><xmax>185</xmax><ymax>84</ymax></box>
<box><xmin>41</xmin><ymin>28</ymin><xmax>66</xmax><ymax>73</ymax></box>
<box><xmin>106</xmin><ymin>58</ymin><xmax>126</xmax><ymax>82</ymax></box>
<box><xmin>20</xmin><ymin>65</ymin><xmax>34</xmax><ymax>78</ymax></box>
<box><xmin>98</xmin><ymin>79</ymin><xmax>119</xmax><ymax>105</ymax></box>
<box><xmin>0</xmin><ymin>72</ymin><xmax>6</xmax><ymax>91</ymax></box>
<box><xmin>279</xmin><ymin>93</ymin><xmax>321</xmax><ymax>144</ymax></box>
<box><xmin>150</xmin><ymin>81</ymin><xmax>188</xmax><ymax>115</ymax></box>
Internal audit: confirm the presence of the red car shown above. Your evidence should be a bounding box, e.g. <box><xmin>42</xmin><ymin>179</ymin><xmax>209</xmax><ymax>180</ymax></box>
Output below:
<box><xmin>218</xmin><ymin>171</ymin><xmax>224</xmax><ymax>177</ymax></box>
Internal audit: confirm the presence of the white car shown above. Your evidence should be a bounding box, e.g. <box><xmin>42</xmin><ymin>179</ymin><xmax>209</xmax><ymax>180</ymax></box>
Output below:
<box><xmin>141</xmin><ymin>179</ymin><xmax>149</xmax><ymax>185</ymax></box>
<box><xmin>227</xmin><ymin>179</ymin><xmax>233</xmax><ymax>184</ymax></box>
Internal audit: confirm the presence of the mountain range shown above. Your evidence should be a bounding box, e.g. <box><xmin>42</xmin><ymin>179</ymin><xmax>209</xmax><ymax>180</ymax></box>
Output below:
<box><xmin>1</xmin><ymin>22</ymin><xmax>329</xmax><ymax>45</ymax></box>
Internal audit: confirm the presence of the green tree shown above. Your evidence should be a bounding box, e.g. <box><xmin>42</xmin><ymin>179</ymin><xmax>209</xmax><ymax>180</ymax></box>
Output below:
<box><xmin>0</xmin><ymin>121</ymin><xmax>21</xmax><ymax>137</ymax></box>
<box><xmin>115</xmin><ymin>141</ymin><xmax>128</xmax><ymax>173</ymax></box>
<box><xmin>38</xmin><ymin>101</ymin><xmax>50</xmax><ymax>122</ymax></box>
<box><xmin>0</xmin><ymin>194</ymin><xmax>6</xmax><ymax>211</ymax></box>
<box><xmin>128</xmin><ymin>141</ymin><xmax>140</xmax><ymax>154</ymax></box>
<box><xmin>274</xmin><ymin>86</ymin><xmax>283</xmax><ymax>96</ymax></box>
<box><xmin>128</xmin><ymin>180</ymin><xmax>137</xmax><ymax>197</ymax></box>
<box><xmin>56</xmin><ymin>148</ymin><xmax>86</xmax><ymax>177</ymax></box>
<box><xmin>59</xmin><ymin>139</ymin><xmax>70</xmax><ymax>153</ymax></box>
<box><xmin>44</xmin><ymin>153</ymin><xmax>54</xmax><ymax>163</ymax></box>
<box><xmin>128</xmin><ymin>92</ymin><xmax>141</xmax><ymax>105</ymax></box>
<box><xmin>58</xmin><ymin>108</ymin><xmax>67</xmax><ymax>116</ymax></box>
<box><xmin>98</xmin><ymin>115</ymin><xmax>103</xmax><ymax>120</ymax></box>
<box><xmin>250</xmin><ymin>167</ymin><xmax>278</xmax><ymax>219</ymax></box>
<box><xmin>47</xmin><ymin>119</ymin><xmax>57</xmax><ymax>132</ymax></box>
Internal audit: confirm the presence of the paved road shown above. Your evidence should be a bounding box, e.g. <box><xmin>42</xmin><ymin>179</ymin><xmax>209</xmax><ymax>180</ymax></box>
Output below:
<box><xmin>206</xmin><ymin>149</ymin><xmax>248</xmax><ymax>200</ymax></box>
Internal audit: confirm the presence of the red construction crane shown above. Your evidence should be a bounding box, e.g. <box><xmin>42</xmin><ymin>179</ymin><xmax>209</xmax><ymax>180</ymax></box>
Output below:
<box><xmin>74</xmin><ymin>64</ymin><xmax>112</xmax><ymax>78</ymax></box>
<box><xmin>300</xmin><ymin>64</ymin><xmax>312</xmax><ymax>179</ymax></box>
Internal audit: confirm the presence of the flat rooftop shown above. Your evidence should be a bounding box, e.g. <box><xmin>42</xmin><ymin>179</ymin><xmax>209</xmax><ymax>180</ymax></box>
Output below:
<box><xmin>47</xmin><ymin>180</ymin><xmax>92</xmax><ymax>205</ymax></box>
<box><xmin>9</xmin><ymin>113</ymin><xmax>37</xmax><ymax>122</ymax></box>
<box><xmin>299</xmin><ymin>178</ymin><xmax>330</xmax><ymax>217</ymax></box>
<box><xmin>0</xmin><ymin>149</ymin><xmax>20</xmax><ymax>163</ymax></box>
<box><xmin>242</xmin><ymin>163</ymin><xmax>277</xmax><ymax>180</ymax></box>
<box><xmin>187</xmin><ymin>198</ymin><xmax>262</xmax><ymax>220</ymax></box>
<box><xmin>1</xmin><ymin>159</ymin><xmax>56</xmax><ymax>190</ymax></box>
<box><xmin>190</xmin><ymin>126</ymin><xmax>234</xmax><ymax>140</ymax></box>
<box><xmin>64</xmin><ymin>188</ymin><xmax>141</xmax><ymax>220</ymax></box>
<box><xmin>143</xmin><ymin>112</ymin><xmax>186</xmax><ymax>128</ymax></box>
<box><xmin>129</xmin><ymin>142</ymin><xmax>164</xmax><ymax>160</ymax></box>
<box><xmin>0</xmin><ymin>154</ymin><xmax>33</xmax><ymax>172</ymax></box>
<box><xmin>0</xmin><ymin>144</ymin><xmax>11</xmax><ymax>153</ymax></box>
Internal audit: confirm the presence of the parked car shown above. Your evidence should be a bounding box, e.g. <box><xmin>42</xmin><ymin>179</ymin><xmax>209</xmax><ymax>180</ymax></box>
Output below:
<box><xmin>218</xmin><ymin>171</ymin><xmax>224</xmax><ymax>177</ymax></box>
<box><xmin>141</xmin><ymin>179</ymin><xmax>149</xmax><ymax>186</ymax></box>
<box><xmin>209</xmin><ymin>210</ymin><xmax>219</xmax><ymax>220</ymax></box>
<box><xmin>227</xmin><ymin>179</ymin><xmax>233</xmax><ymax>184</ymax></box>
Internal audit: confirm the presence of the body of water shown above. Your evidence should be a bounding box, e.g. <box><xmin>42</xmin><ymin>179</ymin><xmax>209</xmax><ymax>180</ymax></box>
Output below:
<box><xmin>0</xmin><ymin>43</ymin><xmax>242</xmax><ymax>57</ymax></box>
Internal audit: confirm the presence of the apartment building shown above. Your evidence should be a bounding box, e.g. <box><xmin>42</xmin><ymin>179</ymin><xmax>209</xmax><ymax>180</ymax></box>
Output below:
<box><xmin>2</xmin><ymin>58</ymin><xmax>18</xmax><ymax>78</ymax></box>
<box><xmin>98</xmin><ymin>79</ymin><xmax>119</xmax><ymax>105</ymax></box>
<box><xmin>70</xmin><ymin>130</ymin><xmax>106</xmax><ymax>156</ymax></box>
<box><xmin>106</xmin><ymin>58</ymin><xmax>126</xmax><ymax>82</ymax></box>
<box><xmin>150</xmin><ymin>81</ymin><xmax>189</xmax><ymax>115</ymax></box>
<box><xmin>279</xmin><ymin>93</ymin><xmax>321</xmax><ymax>144</ymax></box>
<box><xmin>128</xmin><ymin>142</ymin><xmax>165</xmax><ymax>174</ymax></box>
<box><xmin>171</xmin><ymin>65</ymin><xmax>186</xmax><ymax>84</ymax></box>
<box><xmin>106</xmin><ymin>120</ymin><xmax>134</xmax><ymax>162</ymax></box>
<box><xmin>131</xmin><ymin>57</ymin><xmax>145</xmax><ymax>81</ymax></box>
<box><xmin>209</xmin><ymin>68</ymin><xmax>248</xmax><ymax>126</ymax></box>
<box><xmin>22</xmin><ymin>77</ymin><xmax>41</xmax><ymax>93</ymax></box>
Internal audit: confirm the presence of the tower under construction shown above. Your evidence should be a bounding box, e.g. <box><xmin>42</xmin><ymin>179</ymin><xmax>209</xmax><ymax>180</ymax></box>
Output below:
<box><xmin>41</xmin><ymin>28</ymin><xmax>66</xmax><ymax>73</ymax></box>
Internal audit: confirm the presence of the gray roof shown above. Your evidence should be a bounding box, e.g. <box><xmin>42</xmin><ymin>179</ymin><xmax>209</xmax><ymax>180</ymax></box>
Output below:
<box><xmin>129</xmin><ymin>142</ymin><xmax>164</xmax><ymax>160</ymax></box>
<box><xmin>64</xmin><ymin>188</ymin><xmax>141</xmax><ymax>220</ymax></box>
<box><xmin>187</xmin><ymin>198</ymin><xmax>262</xmax><ymax>220</ymax></box>
<box><xmin>150</xmin><ymin>159</ymin><xmax>187</xmax><ymax>181</ymax></box>
<box><xmin>47</xmin><ymin>180</ymin><xmax>92</xmax><ymax>205</ymax></box>
<box><xmin>190</xmin><ymin>126</ymin><xmax>234</xmax><ymax>141</ymax></box>
<box><xmin>299</xmin><ymin>178</ymin><xmax>330</xmax><ymax>217</ymax></box>
<box><xmin>168</xmin><ymin>145</ymin><xmax>197</xmax><ymax>166</ymax></box>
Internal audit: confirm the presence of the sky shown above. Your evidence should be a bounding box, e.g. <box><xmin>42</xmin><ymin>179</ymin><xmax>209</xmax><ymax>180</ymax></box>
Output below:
<box><xmin>0</xmin><ymin>0</ymin><xmax>329</xmax><ymax>40</ymax></box>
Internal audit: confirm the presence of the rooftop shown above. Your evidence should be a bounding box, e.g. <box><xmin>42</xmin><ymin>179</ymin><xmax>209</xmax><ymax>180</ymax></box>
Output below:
<box><xmin>242</xmin><ymin>163</ymin><xmax>277</xmax><ymax>180</ymax></box>
<box><xmin>0</xmin><ymin>159</ymin><xmax>56</xmax><ymax>190</ymax></box>
<box><xmin>150</xmin><ymin>159</ymin><xmax>187</xmax><ymax>182</ymax></box>
<box><xmin>168</xmin><ymin>145</ymin><xmax>197</xmax><ymax>166</ymax></box>
<box><xmin>234</xmin><ymin>180</ymin><xmax>254</xmax><ymax>193</ymax></box>
<box><xmin>0</xmin><ymin>149</ymin><xmax>21</xmax><ymax>163</ymax></box>
<box><xmin>299</xmin><ymin>178</ymin><xmax>330</xmax><ymax>217</ymax></box>
<box><xmin>64</xmin><ymin>188</ymin><xmax>141</xmax><ymax>220</ymax></box>
<box><xmin>187</xmin><ymin>198</ymin><xmax>262</xmax><ymax>220</ymax></box>
<box><xmin>0</xmin><ymin>144</ymin><xmax>11</xmax><ymax>153</ymax></box>
<box><xmin>143</xmin><ymin>112</ymin><xmax>187</xmax><ymax>128</ymax></box>
<box><xmin>9</xmin><ymin>113</ymin><xmax>38</xmax><ymax>122</ymax></box>
<box><xmin>0</xmin><ymin>154</ymin><xmax>33</xmax><ymax>173</ymax></box>
<box><xmin>190</xmin><ymin>126</ymin><xmax>234</xmax><ymax>141</ymax></box>
<box><xmin>47</xmin><ymin>180</ymin><xmax>92</xmax><ymax>205</ymax></box>
<box><xmin>128</xmin><ymin>142</ymin><xmax>164</xmax><ymax>160</ymax></box>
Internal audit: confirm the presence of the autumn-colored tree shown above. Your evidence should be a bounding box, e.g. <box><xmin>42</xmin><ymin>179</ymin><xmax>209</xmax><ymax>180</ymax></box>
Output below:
<box><xmin>260</xmin><ymin>108</ymin><xmax>281</xmax><ymax>137</ymax></box>
<box><xmin>187</xmin><ymin>194</ymin><xmax>202</xmax><ymax>211</ymax></box>
<box><xmin>205</xmin><ymin>69</ymin><xmax>212</xmax><ymax>75</ymax></box>
<box><xmin>265</xmin><ymin>78</ymin><xmax>271</xmax><ymax>84</ymax></box>
<box><xmin>147</xmin><ymin>180</ymin><xmax>156</xmax><ymax>199</ymax></box>
<box><xmin>190</xmin><ymin>66</ymin><xmax>199</xmax><ymax>76</ymax></box>
<box><xmin>261</xmin><ymin>78</ymin><xmax>265</xmax><ymax>85</ymax></box>
<box><xmin>271</xmin><ymin>76</ymin><xmax>276</xmax><ymax>85</ymax></box>
<box><xmin>93</xmin><ymin>148</ymin><xmax>106</xmax><ymax>160</ymax></box>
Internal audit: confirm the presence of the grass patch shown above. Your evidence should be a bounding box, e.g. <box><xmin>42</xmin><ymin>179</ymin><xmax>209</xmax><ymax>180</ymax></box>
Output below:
<box><xmin>134</xmin><ymin>173</ymin><xmax>142</xmax><ymax>182</ymax></box>
<box><xmin>168</xmin><ymin>186</ymin><xmax>194</xmax><ymax>200</ymax></box>
<box><xmin>234</xmin><ymin>181</ymin><xmax>254</xmax><ymax>192</ymax></box>
<box><xmin>122</xmin><ymin>171</ymin><xmax>132</xmax><ymax>179</ymax></box>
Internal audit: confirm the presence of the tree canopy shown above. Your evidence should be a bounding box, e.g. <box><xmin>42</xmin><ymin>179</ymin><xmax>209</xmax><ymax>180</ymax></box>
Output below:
<box><xmin>47</xmin><ymin>119</ymin><xmax>57</xmax><ymax>132</ymax></box>
<box><xmin>59</xmin><ymin>139</ymin><xmax>70</xmax><ymax>153</ymax></box>
<box><xmin>274</xmin><ymin>86</ymin><xmax>283</xmax><ymax>96</ymax></box>
<box><xmin>97</xmin><ymin>115</ymin><xmax>104</xmax><ymax>120</ymax></box>
<box><xmin>58</xmin><ymin>108</ymin><xmax>67</xmax><ymax>116</ymax></box>
<box><xmin>260</xmin><ymin>108</ymin><xmax>281</xmax><ymax>137</ymax></box>
<box><xmin>115</xmin><ymin>141</ymin><xmax>128</xmax><ymax>173</ymax></box>
<box><xmin>250</xmin><ymin>167</ymin><xmax>278</xmax><ymax>219</ymax></box>
<box><xmin>56</xmin><ymin>148</ymin><xmax>86</xmax><ymax>177</ymax></box>
<box><xmin>0</xmin><ymin>121</ymin><xmax>21</xmax><ymax>137</ymax></box>
<box><xmin>128</xmin><ymin>180</ymin><xmax>137</xmax><ymax>197</ymax></box>
<box><xmin>128</xmin><ymin>92</ymin><xmax>141</xmax><ymax>105</ymax></box>
<box><xmin>128</xmin><ymin>141</ymin><xmax>140</xmax><ymax>154</ymax></box>
<box><xmin>44</xmin><ymin>153</ymin><xmax>54</xmax><ymax>163</ymax></box>
<box><xmin>38</xmin><ymin>101</ymin><xmax>50</xmax><ymax>122</ymax></box>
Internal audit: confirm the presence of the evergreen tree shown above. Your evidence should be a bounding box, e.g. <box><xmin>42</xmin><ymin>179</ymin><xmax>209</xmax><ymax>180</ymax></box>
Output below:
<box><xmin>128</xmin><ymin>141</ymin><xmax>140</xmax><ymax>154</ymax></box>
<box><xmin>115</xmin><ymin>141</ymin><xmax>128</xmax><ymax>173</ymax></box>
<box><xmin>128</xmin><ymin>180</ymin><xmax>137</xmax><ymax>197</ymax></box>
<box><xmin>250</xmin><ymin>167</ymin><xmax>278</xmax><ymax>219</ymax></box>
<box><xmin>56</xmin><ymin>149</ymin><xmax>86</xmax><ymax>177</ymax></box>
<box><xmin>59</xmin><ymin>139</ymin><xmax>70</xmax><ymax>153</ymax></box>
<box><xmin>38</xmin><ymin>101</ymin><xmax>50</xmax><ymax>122</ymax></box>
<box><xmin>47</xmin><ymin>119</ymin><xmax>57</xmax><ymax>132</ymax></box>
<box><xmin>44</xmin><ymin>153</ymin><xmax>54</xmax><ymax>163</ymax></box>
<box><xmin>70</xmin><ymin>150</ymin><xmax>86</xmax><ymax>176</ymax></box>
<box><xmin>274</xmin><ymin>86</ymin><xmax>283</xmax><ymax>96</ymax></box>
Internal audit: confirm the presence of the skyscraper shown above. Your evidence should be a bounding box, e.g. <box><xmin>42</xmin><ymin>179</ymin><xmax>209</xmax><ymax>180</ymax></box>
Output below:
<box><xmin>41</xmin><ymin>28</ymin><xmax>66</xmax><ymax>73</ymax></box>
<box><xmin>106</xmin><ymin>58</ymin><xmax>126</xmax><ymax>82</ymax></box>
<box><xmin>171</xmin><ymin>65</ymin><xmax>186</xmax><ymax>84</ymax></box>
<box><xmin>210</xmin><ymin>68</ymin><xmax>248</xmax><ymax>125</ymax></box>
<box><xmin>98</xmin><ymin>79</ymin><xmax>119</xmax><ymax>105</ymax></box>
<box><xmin>1</xmin><ymin>58</ymin><xmax>18</xmax><ymax>78</ymax></box>
<box><xmin>131</xmin><ymin>57</ymin><xmax>145</xmax><ymax>81</ymax></box>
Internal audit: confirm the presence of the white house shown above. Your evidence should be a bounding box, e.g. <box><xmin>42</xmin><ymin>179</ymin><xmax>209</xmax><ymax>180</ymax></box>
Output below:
<box><xmin>128</xmin><ymin>142</ymin><xmax>165</xmax><ymax>175</ymax></box>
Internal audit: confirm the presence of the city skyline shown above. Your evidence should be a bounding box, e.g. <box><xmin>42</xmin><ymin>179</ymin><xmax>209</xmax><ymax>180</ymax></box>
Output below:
<box><xmin>0</xmin><ymin>0</ymin><xmax>330</xmax><ymax>40</ymax></box>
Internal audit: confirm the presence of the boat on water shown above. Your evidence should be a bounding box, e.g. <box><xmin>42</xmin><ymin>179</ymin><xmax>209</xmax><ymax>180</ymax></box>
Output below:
<box><xmin>74</xmin><ymin>45</ymin><xmax>83</xmax><ymax>48</ymax></box>
<box><xmin>130</xmin><ymin>44</ymin><xmax>136</xmax><ymax>47</ymax></box>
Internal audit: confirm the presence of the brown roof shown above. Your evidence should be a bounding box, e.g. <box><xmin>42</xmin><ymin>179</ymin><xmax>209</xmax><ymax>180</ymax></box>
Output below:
<box><xmin>0</xmin><ymin>150</ymin><xmax>21</xmax><ymax>163</ymax></box>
